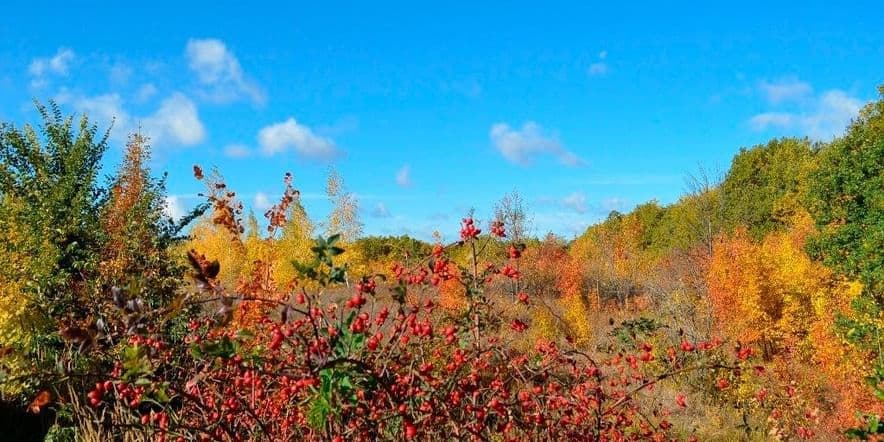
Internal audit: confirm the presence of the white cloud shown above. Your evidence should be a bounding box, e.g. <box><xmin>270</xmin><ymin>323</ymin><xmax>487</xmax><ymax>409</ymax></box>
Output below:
<box><xmin>164</xmin><ymin>196</ymin><xmax>185</xmax><ymax>220</ymax></box>
<box><xmin>258</xmin><ymin>117</ymin><xmax>339</xmax><ymax>160</ymax></box>
<box><xmin>28</xmin><ymin>48</ymin><xmax>75</xmax><ymax>87</ymax></box>
<box><xmin>254</xmin><ymin>192</ymin><xmax>272</xmax><ymax>211</ymax></box>
<box><xmin>490</xmin><ymin>121</ymin><xmax>583</xmax><ymax>166</ymax></box>
<box><xmin>142</xmin><ymin>93</ymin><xmax>206</xmax><ymax>146</ymax></box>
<box><xmin>371</xmin><ymin>203</ymin><xmax>391</xmax><ymax>218</ymax></box>
<box><xmin>55</xmin><ymin>90</ymin><xmax>136</xmax><ymax>142</ymax></box>
<box><xmin>66</xmin><ymin>93</ymin><xmax>131</xmax><ymax>140</ymax></box>
<box><xmin>62</xmin><ymin>91</ymin><xmax>205</xmax><ymax>147</ymax></box>
<box><xmin>758</xmin><ymin>78</ymin><xmax>812</xmax><ymax>104</ymax></box>
<box><xmin>395</xmin><ymin>164</ymin><xmax>412</xmax><ymax>187</ymax></box>
<box><xmin>186</xmin><ymin>38</ymin><xmax>265</xmax><ymax>105</ymax></box>
<box><xmin>749</xmin><ymin>88</ymin><xmax>863</xmax><ymax>140</ymax></box>
<box><xmin>562</xmin><ymin>192</ymin><xmax>587</xmax><ymax>214</ymax></box>
<box><xmin>224</xmin><ymin>143</ymin><xmax>251</xmax><ymax>158</ymax></box>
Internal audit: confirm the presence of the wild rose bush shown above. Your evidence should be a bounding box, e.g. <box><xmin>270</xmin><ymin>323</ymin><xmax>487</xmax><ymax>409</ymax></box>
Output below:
<box><xmin>76</xmin><ymin>169</ymin><xmax>818</xmax><ymax>441</ymax></box>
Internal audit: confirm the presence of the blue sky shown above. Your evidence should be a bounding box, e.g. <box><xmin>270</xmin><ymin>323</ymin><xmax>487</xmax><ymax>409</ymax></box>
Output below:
<box><xmin>1</xmin><ymin>1</ymin><xmax>882</xmax><ymax>240</ymax></box>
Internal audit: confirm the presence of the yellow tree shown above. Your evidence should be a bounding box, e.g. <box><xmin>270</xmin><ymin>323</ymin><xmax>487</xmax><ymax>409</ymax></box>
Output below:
<box><xmin>186</xmin><ymin>168</ymin><xmax>247</xmax><ymax>289</ymax></box>
<box><xmin>324</xmin><ymin>169</ymin><xmax>364</xmax><ymax>276</ymax></box>
<box><xmin>705</xmin><ymin>212</ymin><xmax>853</xmax><ymax>353</ymax></box>
<box><xmin>325</xmin><ymin>168</ymin><xmax>362</xmax><ymax>244</ymax></box>
<box><xmin>706</xmin><ymin>211</ymin><xmax>879</xmax><ymax>429</ymax></box>
<box><xmin>571</xmin><ymin>210</ymin><xmax>653</xmax><ymax>308</ymax></box>
<box><xmin>0</xmin><ymin>198</ymin><xmax>42</xmax><ymax>395</ymax></box>
<box><xmin>273</xmin><ymin>201</ymin><xmax>315</xmax><ymax>289</ymax></box>
<box><xmin>522</xmin><ymin>235</ymin><xmax>592</xmax><ymax>345</ymax></box>
<box><xmin>187</xmin><ymin>219</ymin><xmax>246</xmax><ymax>289</ymax></box>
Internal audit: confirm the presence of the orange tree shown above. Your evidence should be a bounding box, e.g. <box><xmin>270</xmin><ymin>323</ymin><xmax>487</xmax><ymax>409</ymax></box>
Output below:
<box><xmin>706</xmin><ymin>213</ymin><xmax>878</xmax><ymax>432</ymax></box>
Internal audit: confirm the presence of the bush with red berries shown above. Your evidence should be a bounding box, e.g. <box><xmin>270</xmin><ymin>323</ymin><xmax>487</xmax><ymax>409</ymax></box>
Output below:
<box><xmin>66</xmin><ymin>170</ymin><xmax>820</xmax><ymax>441</ymax></box>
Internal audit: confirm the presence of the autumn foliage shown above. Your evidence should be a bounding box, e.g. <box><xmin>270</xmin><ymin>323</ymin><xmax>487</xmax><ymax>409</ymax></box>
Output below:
<box><xmin>1</xmin><ymin>90</ymin><xmax>883</xmax><ymax>440</ymax></box>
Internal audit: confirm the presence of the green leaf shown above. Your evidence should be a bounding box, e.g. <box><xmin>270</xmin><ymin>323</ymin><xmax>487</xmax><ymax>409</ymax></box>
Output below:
<box><xmin>328</xmin><ymin>246</ymin><xmax>345</xmax><ymax>256</ymax></box>
<box><xmin>306</xmin><ymin>394</ymin><xmax>331</xmax><ymax>431</ymax></box>
<box><xmin>327</xmin><ymin>233</ymin><xmax>341</xmax><ymax>246</ymax></box>
<box><xmin>340</xmin><ymin>375</ymin><xmax>353</xmax><ymax>391</ymax></box>
<box><xmin>154</xmin><ymin>389</ymin><xmax>170</xmax><ymax>404</ymax></box>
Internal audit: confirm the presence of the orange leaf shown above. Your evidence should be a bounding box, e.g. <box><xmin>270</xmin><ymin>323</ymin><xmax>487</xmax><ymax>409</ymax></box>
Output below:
<box><xmin>27</xmin><ymin>390</ymin><xmax>52</xmax><ymax>414</ymax></box>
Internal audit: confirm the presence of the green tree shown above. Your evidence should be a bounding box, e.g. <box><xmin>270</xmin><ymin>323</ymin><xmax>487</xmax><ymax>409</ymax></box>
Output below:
<box><xmin>807</xmin><ymin>87</ymin><xmax>884</xmax><ymax>298</ymax></box>
<box><xmin>353</xmin><ymin>235</ymin><xmax>431</xmax><ymax>263</ymax></box>
<box><xmin>806</xmin><ymin>86</ymin><xmax>884</xmax><ymax>438</ymax></box>
<box><xmin>0</xmin><ymin>102</ymin><xmax>109</xmax><ymax>395</ymax></box>
<box><xmin>720</xmin><ymin>137</ymin><xmax>817</xmax><ymax>239</ymax></box>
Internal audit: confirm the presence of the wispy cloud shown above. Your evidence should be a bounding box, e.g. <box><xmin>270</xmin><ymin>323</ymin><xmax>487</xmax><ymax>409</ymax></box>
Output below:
<box><xmin>63</xmin><ymin>92</ymin><xmax>131</xmax><ymax>138</ymax></box>
<box><xmin>108</xmin><ymin>62</ymin><xmax>133</xmax><ymax>86</ymax></box>
<box><xmin>758</xmin><ymin>78</ymin><xmax>812</xmax><ymax>104</ymax></box>
<box><xmin>135</xmin><ymin>83</ymin><xmax>158</xmax><ymax>102</ymax></box>
<box><xmin>749</xmin><ymin>112</ymin><xmax>794</xmax><ymax>129</ymax></box>
<box><xmin>258</xmin><ymin>117</ymin><xmax>340</xmax><ymax>160</ymax></box>
<box><xmin>530</xmin><ymin>211</ymin><xmax>593</xmax><ymax>238</ymax></box>
<box><xmin>395</xmin><ymin>164</ymin><xmax>412</xmax><ymax>187</ymax></box>
<box><xmin>587</xmin><ymin>50</ymin><xmax>609</xmax><ymax>77</ymax></box>
<box><xmin>600</xmin><ymin>197</ymin><xmax>630</xmax><ymax>213</ymax></box>
<box><xmin>28</xmin><ymin>48</ymin><xmax>75</xmax><ymax>88</ymax></box>
<box><xmin>490</xmin><ymin>121</ymin><xmax>583</xmax><ymax>166</ymax></box>
<box><xmin>186</xmin><ymin>38</ymin><xmax>266</xmax><ymax>105</ymax></box>
<box><xmin>224</xmin><ymin>143</ymin><xmax>251</xmax><ymax>158</ymax></box>
<box><xmin>562</xmin><ymin>191</ymin><xmax>588</xmax><ymax>214</ymax></box>
<box><xmin>370</xmin><ymin>202</ymin><xmax>392</xmax><ymax>218</ymax></box>
<box><xmin>536</xmin><ymin>193</ymin><xmax>630</xmax><ymax>217</ymax></box>
<box><xmin>749</xmin><ymin>84</ymin><xmax>863</xmax><ymax>140</ymax></box>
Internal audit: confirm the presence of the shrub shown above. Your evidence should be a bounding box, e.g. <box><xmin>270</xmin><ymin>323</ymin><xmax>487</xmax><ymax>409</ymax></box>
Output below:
<box><xmin>75</xmin><ymin>170</ymin><xmax>800</xmax><ymax>441</ymax></box>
